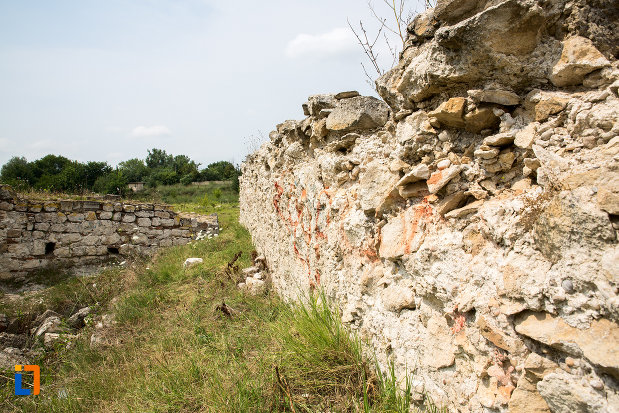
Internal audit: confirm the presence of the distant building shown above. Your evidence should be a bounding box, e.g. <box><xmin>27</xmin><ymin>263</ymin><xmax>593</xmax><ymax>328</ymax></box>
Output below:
<box><xmin>127</xmin><ymin>182</ymin><xmax>145</xmax><ymax>192</ymax></box>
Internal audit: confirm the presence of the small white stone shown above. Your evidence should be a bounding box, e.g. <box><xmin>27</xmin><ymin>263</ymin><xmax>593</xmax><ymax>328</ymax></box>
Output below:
<box><xmin>183</xmin><ymin>258</ymin><xmax>203</xmax><ymax>269</ymax></box>
<box><xmin>437</xmin><ymin>159</ymin><xmax>451</xmax><ymax>170</ymax></box>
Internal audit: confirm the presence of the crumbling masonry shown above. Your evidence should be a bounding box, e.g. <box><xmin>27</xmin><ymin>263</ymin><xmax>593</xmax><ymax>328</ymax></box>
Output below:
<box><xmin>240</xmin><ymin>0</ymin><xmax>619</xmax><ymax>411</ymax></box>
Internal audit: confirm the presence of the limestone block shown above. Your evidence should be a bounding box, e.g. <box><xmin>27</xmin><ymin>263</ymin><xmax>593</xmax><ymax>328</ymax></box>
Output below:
<box><xmin>429</xmin><ymin>97</ymin><xmax>466</xmax><ymax>129</ymax></box>
<box><xmin>33</xmin><ymin>315</ymin><xmax>62</xmax><ymax>337</ymax></box>
<box><xmin>399</xmin><ymin>182</ymin><xmax>429</xmax><ymax>199</ymax></box>
<box><xmin>67</xmin><ymin>213</ymin><xmax>85</xmax><ymax>223</ymax></box>
<box><xmin>537</xmin><ymin>371</ymin><xmax>607</xmax><ymax>413</ymax></box>
<box><xmin>335</xmin><ymin>91</ymin><xmax>359</xmax><ymax>99</ymax></box>
<box><xmin>379</xmin><ymin>205</ymin><xmax>431</xmax><ymax>259</ymax></box>
<box><xmin>424</xmin><ymin>314</ymin><xmax>456</xmax><ymax>369</ymax></box>
<box><xmin>358</xmin><ymin>161</ymin><xmax>401</xmax><ymax>213</ymax></box>
<box><xmin>468</xmin><ymin>89</ymin><xmax>520</xmax><ymax>106</ymax></box>
<box><xmin>6</xmin><ymin>229</ymin><xmax>21</xmax><ymax>238</ymax></box>
<box><xmin>122</xmin><ymin>214</ymin><xmax>136</xmax><ymax>223</ymax></box>
<box><xmin>131</xmin><ymin>234</ymin><xmax>148</xmax><ymax>245</ymax></box>
<box><xmin>240</xmin><ymin>277</ymin><xmax>266</xmax><ymax>295</ymax></box>
<box><xmin>426</xmin><ymin>165</ymin><xmax>462</xmax><ymax>194</ymax></box>
<box><xmin>183</xmin><ymin>258</ymin><xmax>203</xmax><ymax>269</ymax></box>
<box><xmin>550</xmin><ymin>36</ymin><xmax>610</xmax><ymax>87</ymax></box>
<box><xmin>526</xmin><ymin>90</ymin><xmax>570</xmax><ymax>122</ymax></box>
<box><xmin>514</xmin><ymin>311</ymin><xmax>619</xmax><ymax>377</ymax></box>
<box><xmin>60</xmin><ymin>201</ymin><xmax>73</xmax><ymax>211</ymax></box>
<box><xmin>396</xmin><ymin>111</ymin><xmax>437</xmax><ymax>144</ymax></box>
<box><xmin>464</xmin><ymin>107</ymin><xmax>500</xmax><ymax>133</ymax></box>
<box><xmin>55</xmin><ymin>247</ymin><xmax>71</xmax><ymax>258</ymax></box>
<box><xmin>0</xmin><ymin>201</ymin><xmax>13</xmax><ymax>211</ymax></box>
<box><xmin>307</xmin><ymin>94</ymin><xmax>336</xmax><ymax>117</ymax></box>
<box><xmin>498</xmin><ymin>150</ymin><xmax>516</xmax><ymax>171</ymax></box>
<box><xmin>43</xmin><ymin>202</ymin><xmax>59</xmax><ymax>212</ymax></box>
<box><xmin>474</xmin><ymin>145</ymin><xmax>500</xmax><ymax>160</ymax></box>
<box><xmin>381</xmin><ymin>282</ymin><xmax>416</xmax><ymax>312</ymax></box>
<box><xmin>137</xmin><ymin>218</ymin><xmax>151</xmax><ymax>227</ymax></box>
<box><xmin>514</xmin><ymin>123</ymin><xmax>537</xmax><ymax>149</ymax></box>
<box><xmin>533</xmin><ymin>188</ymin><xmax>615</xmax><ymax>263</ymax></box>
<box><xmin>483</xmin><ymin>132</ymin><xmax>515</xmax><ymax>147</ymax></box>
<box><xmin>476</xmin><ymin>315</ymin><xmax>524</xmax><ymax>353</ymax></box>
<box><xmin>445</xmin><ymin>200</ymin><xmax>483</xmax><ymax>219</ymax></box>
<box><xmin>396</xmin><ymin>164</ymin><xmax>430</xmax><ymax>186</ymax></box>
<box><xmin>597</xmin><ymin>181</ymin><xmax>619</xmax><ymax>215</ymax></box>
<box><xmin>436</xmin><ymin>191</ymin><xmax>467</xmax><ymax>215</ymax></box>
<box><xmin>34</xmin><ymin>223</ymin><xmax>50</xmax><ymax>231</ymax></box>
<box><xmin>434</xmin><ymin>0</ymin><xmax>485</xmax><ymax>24</ymax></box>
<box><xmin>326</xmin><ymin>96</ymin><xmax>389</xmax><ymax>132</ymax></box>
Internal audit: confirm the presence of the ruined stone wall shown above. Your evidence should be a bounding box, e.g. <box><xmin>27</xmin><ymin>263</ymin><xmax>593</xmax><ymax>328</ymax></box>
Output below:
<box><xmin>240</xmin><ymin>0</ymin><xmax>619</xmax><ymax>411</ymax></box>
<box><xmin>0</xmin><ymin>185</ymin><xmax>218</xmax><ymax>284</ymax></box>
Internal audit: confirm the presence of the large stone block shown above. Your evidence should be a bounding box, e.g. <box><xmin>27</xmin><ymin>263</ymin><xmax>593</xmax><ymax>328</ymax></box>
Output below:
<box><xmin>514</xmin><ymin>311</ymin><xmax>619</xmax><ymax>377</ymax></box>
<box><xmin>326</xmin><ymin>96</ymin><xmax>389</xmax><ymax>132</ymax></box>
<box><xmin>550</xmin><ymin>36</ymin><xmax>610</xmax><ymax>87</ymax></box>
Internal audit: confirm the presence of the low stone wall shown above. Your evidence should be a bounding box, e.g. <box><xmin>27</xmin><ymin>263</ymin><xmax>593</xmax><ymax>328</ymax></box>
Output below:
<box><xmin>0</xmin><ymin>185</ymin><xmax>218</xmax><ymax>283</ymax></box>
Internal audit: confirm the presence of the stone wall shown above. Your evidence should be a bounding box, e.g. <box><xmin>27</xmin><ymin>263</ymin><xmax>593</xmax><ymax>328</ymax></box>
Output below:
<box><xmin>240</xmin><ymin>0</ymin><xmax>618</xmax><ymax>411</ymax></box>
<box><xmin>0</xmin><ymin>185</ymin><xmax>218</xmax><ymax>284</ymax></box>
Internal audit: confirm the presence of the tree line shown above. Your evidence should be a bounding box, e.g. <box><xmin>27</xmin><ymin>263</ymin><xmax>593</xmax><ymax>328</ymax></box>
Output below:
<box><xmin>0</xmin><ymin>149</ymin><xmax>240</xmax><ymax>195</ymax></box>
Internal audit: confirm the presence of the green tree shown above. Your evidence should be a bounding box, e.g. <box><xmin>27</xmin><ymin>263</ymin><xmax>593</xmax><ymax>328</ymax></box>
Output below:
<box><xmin>145</xmin><ymin>148</ymin><xmax>173</xmax><ymax>169</ymax></box>
<box><xmin>31</xmin><ymin>154</ymin><xmax>71</xmax><ymax>188</ymax></box>
<box><xmin>173</xmin><ymin>155</ymin><xmax>199</xmax><ymax>178</ymax></box>
<box><xmin>199</xmin><ymin>161</ymin><xmax>236</xmax><ymax>181</ymax></box>
<box><xmin>148</xmin><ymin>168</ymin><xmax>178</xmax><ymax>186</ymax></box>
<box><xmin>84</xmin><ymin>161</ymin><xmax>112</xmax><ymax>189</ymax></box>
<box><xmin>118</xmin><ymin>158</ymin><xmax>149</xmax><ymax>182</ymax></box>
<box><xmin>0</xmin><ymin>156</ymin><xmax>34</xmax><ymax>188</ymax></box>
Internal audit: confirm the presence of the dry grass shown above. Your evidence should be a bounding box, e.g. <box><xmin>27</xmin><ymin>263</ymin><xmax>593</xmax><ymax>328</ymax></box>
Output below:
<box><xmin>0</xmin><ymin>193</ymin><xmax>445</xmax><ymax>412</ymax></box>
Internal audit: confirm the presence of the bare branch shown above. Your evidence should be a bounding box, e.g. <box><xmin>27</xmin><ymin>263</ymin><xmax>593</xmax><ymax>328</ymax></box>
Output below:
<box><xmin>383</xmin><ymin>32</ymin><xmax>398</xmax><ymax>68</ymax></box>
<box><xmin>369</xmin><ymin>2</ymin><xmax>399</xmax><ymax>37</ymax></box>
<box><xmin>348</xmin><ymin>0</ymin><xmax>421</xmax><ymax>86</ymax></box>
<box><xmin>348</xmin><ymin>19</ymin><xmax>386</xmax><ymax>76</ymax></box>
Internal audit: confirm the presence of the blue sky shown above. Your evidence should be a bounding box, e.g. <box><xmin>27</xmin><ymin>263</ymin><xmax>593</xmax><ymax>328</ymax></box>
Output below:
<box><xmin>0</xmin><ymin>0</ymin><xmax>425</xmax><ymax>168</ymax></box>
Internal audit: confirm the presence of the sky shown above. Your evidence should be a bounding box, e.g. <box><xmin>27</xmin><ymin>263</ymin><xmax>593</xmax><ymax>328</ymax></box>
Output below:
<box><xmin>0</xmin><ymin>0</ymin><xmax>426</xmax><ymax>168</ymax></box>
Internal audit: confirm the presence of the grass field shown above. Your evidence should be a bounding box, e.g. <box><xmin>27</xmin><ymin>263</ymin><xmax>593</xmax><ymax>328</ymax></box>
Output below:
<box><xmin>0</xmin><ymin>183</ymin><xmax>444</xmax><ymax>412</ymax></box>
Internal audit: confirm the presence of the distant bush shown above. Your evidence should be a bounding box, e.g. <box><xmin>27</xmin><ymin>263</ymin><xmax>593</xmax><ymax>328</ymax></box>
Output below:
<box><xmin>93</xmin><ymin>171</ymin><xmax>128</xmax><ymax>196</ymax></box>
<box><xmin>180</xmin><ymin>174</ymin><xmax>194</xmax><ymax>186</ymax></box>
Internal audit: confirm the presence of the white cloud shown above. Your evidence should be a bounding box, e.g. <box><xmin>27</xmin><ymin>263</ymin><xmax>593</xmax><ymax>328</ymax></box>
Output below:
<box><xmin>28</xmin><ymin>139</ymin><xmax>56</xmax><ymax>150</ymax></box>
<box><xmin>129</xmin><ymin>125</ymin><xmax>171</xmax><ymax>138</ymax></box>
<box><xmin>285</xmin><ymin>27</ymin><xmax>358</xmax><ymax>59</ymax></box>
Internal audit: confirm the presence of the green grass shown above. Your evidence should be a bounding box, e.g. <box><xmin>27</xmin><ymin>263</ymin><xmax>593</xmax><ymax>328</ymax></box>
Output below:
<box><xmin>129</xmin><ymin>182</ymin><xmax>237</xmax><ymax>206</ymax></box>
<box><xmin>0</xmin><ymin>184</ymin><xmax>446</xmax><ymax>412</ymax></box>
